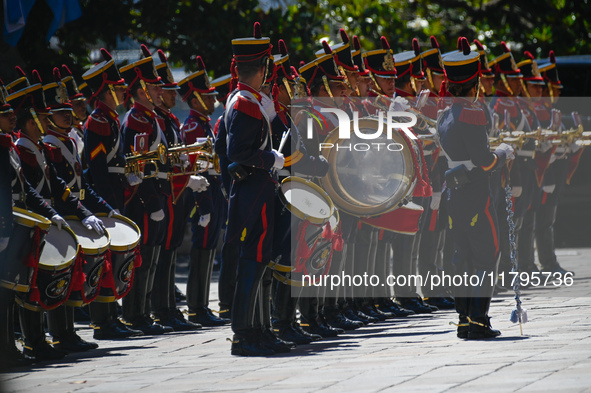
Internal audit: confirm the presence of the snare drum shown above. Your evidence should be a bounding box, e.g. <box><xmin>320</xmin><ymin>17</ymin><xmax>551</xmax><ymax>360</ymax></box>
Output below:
<box><xmin>64</xmin><ymin>218</ymin><xmax>111</xmax><ymax>307</ymax></box>
<box><xmin>360</xmin><ymin>201</ymin><xmax>424</xmax><ymax>235</ymax></box>
<box><xmin>95</xmin><ymin>213</ymin><xmax>141</xmax><ymax>301</ymax></box>
<box><xmin>278</xmin><ymin>177</ymin><xmax>334</xmax><ymax>274</ymax></box>
<box><xmin>16</xmin><ymin>224</ymin><xmax>79</xmax><ymax>311</ymax></box>
<box><xmin>0</xmin><ymin>207</ymin><xmax>51</xmax><ymax>292</ymax></box>
<box><xmin>304</xmin><ymin>207</ymin><xmax>341</xmax><ymax>278</ymax></box>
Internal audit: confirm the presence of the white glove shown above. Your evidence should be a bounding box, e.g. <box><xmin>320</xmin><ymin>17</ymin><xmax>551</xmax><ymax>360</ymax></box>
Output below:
<box><xmin>543</xmin><ymin>184</ymin><xmax>556</xmax><ymax>194</ymax></box>
<box><xmin>495</xmin><ymin>143</ymin><xmax>515</xmax><ymax>161</ymax></box>
<box><xmin>0</xmin><ymin>237</ymin><xmax>9</xmax><ymax>253</ymax></box>
<box><xmin>538</xmin><ymin>140</ymin><xmax>553</xmax><ymax>154</ymax></box>
<box><xmin>150</xmin><ymin>209</ymin><xmax>165</xmax><ymax>222</ymax></box>
<box><xmin>187</xmin><ymin>175</ymin><xmax>209</xmax><ymax>192</ymax></box>
<box><xmin>570</xmin><ymin>142</ymin><xmax>582</xmax><ymax>153</ymax></box>
<box><xmin>260</xmin><ymin>93</ymin><xmax>277</xmax><ymax>122</ymax></box>
<box><xmin>127</xmin><ymin>173</ymin><xmax>143</xmax><ymax>186</ymax></box>
<box><xmin>548</xmin><ymin>154</ymin><xmax>557</xmax><ymax>165</ymax></box>
<box><xmin>51</xmin><ymin>214</ymin><xmax>69</xmax><ymax>231</ymax></box>
<box><xmin>198</xmin><ymin>213</ymin><xmax>211</xmax><ymax>228</ymax></box>
<box><xmin>430</xmin><ymin>192</ymin><xmax>441</xmax><ymax>211</ymax></box>
<box><xmin>179</xmin><ymin>153</ymin><xmax>191</xmax><ymax>169</ymax></box>
<box><xmin>511</xmin><ymin>186</ymin><xmax>523</xmax><ymax>198</ymax></box>
<box><xmin>108</xmin><ymin>209</ymin><xmax>120</xmax><ymax>218</ymax></box>
<box><xmin>272</xmin><ymin>149</ymin><xmax>285</xmax><ymax>170</ymax></box>
<box><xmin>82</xmin><ymin>215</ymin><xmax>105</xmax><ymax>236</ymax></box>
<box><xmin>389</xmin><ymin>96</ymin><xmax>411</xmax><ymax>111</ymax></box>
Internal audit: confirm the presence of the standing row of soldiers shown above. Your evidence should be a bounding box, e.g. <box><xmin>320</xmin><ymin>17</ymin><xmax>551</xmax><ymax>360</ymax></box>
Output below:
<box><xmin>0</xmin><ymin>21</ymin><xmax>582</xmax><ymax>363</ymax></box>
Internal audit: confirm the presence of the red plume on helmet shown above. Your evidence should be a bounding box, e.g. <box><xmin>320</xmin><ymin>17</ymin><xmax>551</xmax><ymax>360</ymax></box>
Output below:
<box><xmin>524</xmin><ymin>51</ymin><xmax>535</xmax><ymax>61</ymax></box>
<box><xmin>278</xmin><ymin>39</ymin><xmax>288</xmax><ymax>56</ymax></box>
<box><xmin>380</xmin><ymin>36</ymin><xmax>390</xmax><ymax>50</ymax></box>
<box><xmin>456</xmin><ymin>37</ymin><xmax>463</xmax><ymax>50</ymax></box>
<box><xmin>157</xmin><ymin>49</ymin><xmax>168</xmax><ymax>63</ymax></box>
<box><xmin>339</xmin><ymin>28</ymin><xmax>350</xmax><ymax>44</ymax></box>
<box><xmin>549</xmin><ymin>50</ymin><xmax>556</xmax><ymax>64</ymax></box>
<box><xmin>15</xmin><ymin>66</ymin><xmax>27</xmax><ymax>78</ymax></box>
<box><xmin>61</xmin><ymin>65</ymin><xmax>73</xmax><ymax>77</ymax></box>
<box><xmin>253</xmin><ymin>22</ymin><xmax>262</xmax><ymax>39</ymax></box>
<box><xmin>299</xmin><ymin>60</ymin><xmax>305</xmax><ymax>67</ymax></box>
<box><xmin>322</xmin><ymin>40</ymin><xmax>332</xmax><ymax>54</ymax></box>
<box><xmin>430</xmin><ymin>36</ymin><xmax>439</xmax><ymax>49</ymax></box>
<box><xmin>32</xmin><ymin>70</ymin><xmax>42</xmax><ymax>84</ymax></box>
<box><xmin>501</xmin><ymin>41</ymin><xmax>510</xmax><ymax>53</ymax></box>
<box><xmin>101</xmin><ymin>48</ymin><xmax>113</xmax><ymax>61</ymax></box>
<box><xmin>140</xmin><ymin>44</ymin><xmax>151</xmax><ymax>58</ymax></box>
<box><xmin>460</xmin><ymin>37</ymin><xmax>471</xmax><ymax>55</ymax></box>
<box><xmin>196</xmin><ymin>56</ymin><xmax>206</xmax><ymax>71</ymax></box>
<box><xmin>53</xmin><ymin>67</ymin><xmax>62</xmax><ymax>83</ymax></box>
<box><xmin>412</xmin><ymin>38</ymin><xmax>420</xmax><ymax>56</ymax></box>
<box><xmin>473</xmin><ymin>39</ymin><xmax>485</xmax><ymax>51</ymax></box>
<box><xmin>353</xmin><ymin>35</ymin><xmax>362</xmax><ymax>51</ymax></box>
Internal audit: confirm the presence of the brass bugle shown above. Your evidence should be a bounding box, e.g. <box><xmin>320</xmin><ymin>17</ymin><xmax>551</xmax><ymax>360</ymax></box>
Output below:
<box><xmin>125</xmin><ymin>143</ymin><xmax>167</xmax><ymax>179</ymax></box>
<box><xmin>167</xmin><ymin>137</ymin><xmax>221</xmax><ymax>174</ymax></box>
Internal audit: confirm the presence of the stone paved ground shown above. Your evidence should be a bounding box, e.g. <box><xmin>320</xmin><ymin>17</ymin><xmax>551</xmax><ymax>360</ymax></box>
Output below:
<box><xmin>1</xmin><ymin>249</ymin><xmax>590</xmax><ymax>393</ymax></box>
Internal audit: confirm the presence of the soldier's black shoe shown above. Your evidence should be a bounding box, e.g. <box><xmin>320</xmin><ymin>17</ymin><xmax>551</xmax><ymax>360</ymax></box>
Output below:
<box><xmin>542</xmin><ymin>265</ymin><xmax>574</xmax><ymax>277</ymax></box>
<box><xmin>456</xmin><ymin>315</ymin><xmax>469</xmax><ymax>339</ymax></box>
<box><xmin>114</xmin><ymin>319</ymin><xmax>144</xmax><ymax>337</ymax></box>
<box><xmin>326</xmin><ymin>309</ymin><xmax>363</xmax><ymax>330</ymax></box>
<box><xmin>293</xmin><ymin>322</ymin><xmax>322</xmax><ymax>341</ymax></box>
<box><xmin>125</xmin><ymin>317</ymin><xmax>173</xmax><ymax>335</ymax></box>
<box><xmin>423</xmin><ymin>297</ymin><xmax>455</xmax><ymax>310</ymax></box>
<box><xmin>338</xmin><ymin>308</ymin><xmax>367</xmax><ymax>328</ymax></box>
<box><xmin>23</xmin><ymin>340</ymin><xmax>68</xmax><ymax>361</ymax></box>
<box><xmin>353</xmin><ymin>307</ymin><xmax>378</xmax><ymax>323</ymax></box>
<box><xmin>261</xmin><ymin>329</ymin><xmax>293</xmax><ymax>353</ymax></box>
<box><xmin>318</xmin><ymin>312</ymin><xmax>345</xmax><ymax>334</ymax></box>
<box><xmin>273</xmin><ymin>324</ymin><xmax>312</xmax><ymax>345</ymax></box>
<box><xmin>467</xmin><ymin>317</ymin><xmax>501</xmax><ymax>340</ymax></box>
<box><xmin>378</xmin><ymin>298</ymin><xmax>415</xmax><ymax>317</ymax></box>
<box><xmin>92</xmin><ymin>321</ymin><xmax>138</xmax><ymax>340</ymax></box>
<box><xmin>188</xmin><ymin>307</ymin><xmax>230</xmax><ymax>327</ymax></box>
<box><xmin>301</xmin><ymin>319</ymin><xmax>338</xmax><ymax>338</ymax></box>
<box><xmin>397</xmin><ymin>298</ymin><xmax>434</xmax><ymax>314</ymax></box>
<box><xmin>1</xmin><ymin>347</ymin><xmax>35</xmax><ymax>368</ymax></box>
<box><xmin>230</xmin><ymin>334</ymin><xmax>275</xmax><ymax>356</ymax></box>
<box><xmin>153</xmin><ymin>310</ymin><xmax>202</xmax><ymax>332</ymax></box>
<box><xmin>54</xmin><ymin>332</ymin><xmax>98</xmax><ymax>352</ymax></box>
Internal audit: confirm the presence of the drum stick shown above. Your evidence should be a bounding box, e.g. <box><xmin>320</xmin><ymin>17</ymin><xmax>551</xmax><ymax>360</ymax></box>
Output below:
<box><xmin>278</xmin><ymin>128</ymin><xmax>290</xmax><ymax>154</ymax></box>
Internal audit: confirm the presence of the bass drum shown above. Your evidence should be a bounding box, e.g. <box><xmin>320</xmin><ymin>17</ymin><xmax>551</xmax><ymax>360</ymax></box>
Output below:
<box><xmin>0</xmin><ymin>207</ymin><xmax>51</xmax><ymax>292</ymax></box>
<box><xmin>320</xmin><ymin>117</ymin><xmax>417</xmax><ymax>216</ymax></box>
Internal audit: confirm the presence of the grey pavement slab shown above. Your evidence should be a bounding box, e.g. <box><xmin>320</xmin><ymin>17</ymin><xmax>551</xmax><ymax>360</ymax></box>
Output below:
<box><xmin>2</xmin><ymin>248</ymin><xmax>591</xmax><ymax>393</ymax></box>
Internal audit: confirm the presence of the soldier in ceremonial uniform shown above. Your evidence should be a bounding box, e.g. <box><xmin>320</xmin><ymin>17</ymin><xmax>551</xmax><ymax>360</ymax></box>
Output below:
<box><xmin>149</xmin><ymin>50</ymin><xmax>206</xmax><ymax>331</ymax></box>
<box><xmin>176</xmin><ymin>55</ymin><xmax>227</xmax><ymax>327</ymax></box>
<box><xmin>224</xmin><ymin>23</ymin><xmax>285</xmax><ymax>356</ymax></box>
<box><xmin>60</xmin><ymin>65</ymin><xmax>88</xmax><ymax>159</ymax></box>
<box><xmin>473</xmin><ymin>40</ymin><xmax>496</xmax><ymax>97</ymax></box>
<box><xmin>362</xmin><ymin>36</ymin><xmax>397</xmax><ymax>112</ymax></box>
<box><xmin>118</xmin><ymin>45</ymin><xmax>174</xmax><ymax>335</ymax></box>
<box><xmin>351</xmin><ymin>36</ymin><xmax>372</xmax><ymax>99</ymax></box>
<box><xmin>82</xmin><ymin>48</ymin><xmax>144</xmax><ymax>339</ymax></box>
<box><xmin>437</xmin><ymin>37</ymin><xmax>514</xmax><ymax>339</ymax></box>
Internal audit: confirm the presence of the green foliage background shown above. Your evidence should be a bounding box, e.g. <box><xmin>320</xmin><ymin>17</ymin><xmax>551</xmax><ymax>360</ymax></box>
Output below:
<box><xmin>2</xmin><ymin>0</ymin><xmax>590</xmax><ymax>82</ymax></box>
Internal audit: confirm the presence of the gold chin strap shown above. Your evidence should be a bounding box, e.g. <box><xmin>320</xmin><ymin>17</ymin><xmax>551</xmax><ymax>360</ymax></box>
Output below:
<box><xmin>192</xmin><ymin>91</ymin><xmax>208</xmax><ymax>112</ymax></box>
<box><xmin>369</xmin><ymin>72</ymin><xmax>386</xmax><ymax>96</ymax></box>
<box><xmin>472</xmin><ymin>77</ymin><xmax>481</xmax><ymax>103</ymax></box>
<box><xmin>322</xmin><ymin>75</ymin><xmax>333</xmax><ymax>98</ymax></box>
<box><xmin>282</xmin><ymin>77</ymin><xmax>293</xmax><ymax>100</ymax></box>
<box><xmin>30</xmin><ymin>108</ymin><xmax>46</xmax><ymax>135</ymax></box>
<box><xmin>140</xmin><ymin>80</ymin><xmax>154</xmax><ymax>105</ymax></box>
<box><xmin>549</xmin><ymin>83</ymin><xmax>555</xmax><ymax>104</ymax></box>
<box><xmin>338</xmin><ymin>65</ymin><xmax>355</xmax><ymax>93</ymax></box>
<box><xmin>521</xmin><ymin>80</ymin><xmax>530</xmax><ymax>98</ymax></box>
<box><xmin>500</xmin><ymin>73</ymin><xmax>513</xmax><ymax>96</ymax></box>
<box><xmin>108</xmin><ymin>84</ymin><xmax>120</xmax><ymax>107</ymax></box>
<box><xmin>426</xmin><ymin>68</ymin><xmax>435</xmax><ymax>91</ymax></box>
<box><xmin>410</xmin><ymin>77</ymin><xmax>418</xmax><ymax>96</ymax></box>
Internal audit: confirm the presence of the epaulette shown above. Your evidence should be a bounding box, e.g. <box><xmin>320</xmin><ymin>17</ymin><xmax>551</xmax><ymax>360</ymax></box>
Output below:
<box><xmin>42</xmin><ymin>143</ymin><xmax>63</xmax><ymax>163</ymax></box>
<box><xmin>15</xmin><ymin>145</ymin><xmax>37</xmax><ymax>167</ymax></box>
<box><xmin>128</xmin><ymin>112</ymin><xmax>153</xmax><ymax>134</ymax></box>
<box><xmin>156</xmin><ymin>116</ymin><xmax>166</xmax><ymax>132</ymax></box>
<box><xmin>170</xmin><ymin>112</ymin><xmax>181</xmax><ymax>129</ymax></box>
<box><xmin>458</xmin><ymin>105</ymin><xmax>487</xmax><ymax>126</ymax></box>
<box><xmin>182</xmin><ymin>119</ymin><xmax>203</xmax><ymax>134</ymax></box>
<box><xmin>0</xmin><ymin>133</ymin><xmax>13</xmax><ymax>148</ymax></box>
<box><xmin>213</xmin><ymin>117</ymin><xmax>222</xmax><ymax>137</ymax></box>
<box><xmin>234</xmin><ymin>96</ymin><xmax>262</xmax><ymax>120</ymax></box>
<box><xmin>535</xmin><ymin>106</ymin><xmax>551</xmax><ymax>122</ymax></box>
<box><xmin>494</xmin><ymin>99</ymin><xmax>518</xmax><ymax>118</ymax></box>
<box><xmin>86</xmin><ymin>114</ymin><xmax>111</xmax><ymax>136</ymax></box>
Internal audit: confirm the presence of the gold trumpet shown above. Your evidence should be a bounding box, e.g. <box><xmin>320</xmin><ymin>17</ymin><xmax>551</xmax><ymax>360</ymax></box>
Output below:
<box><xmin>167</xmin><ymin>137</ymin><xmax>221</xmax><ymax>175</ymax></box>
<box><xmin>125</xmin><ymin>143</ymin><xmax>167</xmax><ymax>179</ymax></box>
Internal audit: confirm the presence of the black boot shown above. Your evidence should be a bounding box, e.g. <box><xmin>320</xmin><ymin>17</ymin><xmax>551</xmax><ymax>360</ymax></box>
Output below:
<box><xmin>188</xmin><ymin>248</ymin><xmax>230</xmax><ymax>326</ymax></box>
<box><xmin>467</xmin><ymin>270</ymin><xmax>501</xmax><ymax>340</ymax></box>
<box><xmin>231</xmin><ymin>259</ymin><xmax>274</xmax><ymax>356</ymax></box>
<box><xmin>154</xmin><ymin>309</ymin><xmax>203</xmax><ymax>332</ymax></box>
<box><xmin>152</xmin><ymin>247</ymin><xmax>175</xmax><ymax>318</ymax></box>
<box><xmin>324</xmin><ymin>306</ymin><xmax>363</xmax><ymax>331</ymax></box>
<box><xmin>49</xmin><ymin>306</ymin><xmax>98</xmax><ymax>352</ymax></box>
<box><xmin>272</xmin><ymin>281</ymin><xmax>311</xmax><ymax>345</ymax></box>
<box><xmin>375</xmin><ymin>297</ymin><xmax>415</xmax><ymax>317</ymax></box>
<box><xmin>0</xmin><ymin>289</ymin><xmax>34</xmax><ymax>369</ymax></box>
<box><xmin>218</xmin><ymin>242</ymin><xmax>239</xmax><ymax>320</ymax></box>
<box><xmin>19</xmin><ymin>308</ymin><xmax>67</xmax><ymax>361</ymax></box>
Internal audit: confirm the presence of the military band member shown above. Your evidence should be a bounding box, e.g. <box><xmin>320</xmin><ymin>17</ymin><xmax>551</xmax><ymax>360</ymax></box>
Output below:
<box><xmin>61</xmin><ymin>65</ymin><xmax>88</xmax><ymax>159</ymax></box>
<box><xmin>224</xmin><ymin>23</ymin><xmax>284</xmax><ymax>356</ymax></box>
<box><xmin>473</xmin><ymin>40</ymin><xmax>496</xmax><ymax>97</ymax></box>
<box><xmin>438</xmin><ymin>37</ymin><xmax>514</xmax><ymax>339</ymax></box>
<box><xmin>177</xmin><ymin>55</ymin><xmax>227</xmax><ymax>327</ymax></box>
<box><xmin>118</xmin><ymin>45</ymin><xmax>174</xmax><ymax>335</ymax></box>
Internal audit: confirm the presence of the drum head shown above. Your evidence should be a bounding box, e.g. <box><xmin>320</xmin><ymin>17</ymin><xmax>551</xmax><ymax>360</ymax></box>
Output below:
<box><xmin>320</xmin><ymin>117</ymin><xmax>415</xmax><ymax>216</ymax></box>
<box><xmin>99</xmin><ymin>214</ymin><xmax>141</xmax><ymax>252</ymax></box>
<box><xmin>280</xmin><ymin>177</ymin><xmax>334</xmax><ymax>225</ymax></box>
<box><xmin>66</xmin><ymin>219</ymin><xmax>110</xmax><ymax>255</ymax></box>
<box><xmin>13</xmin><ymin>207</ymin><xmax>51</xmax><ymax>231</ymax></box>
<box><xmin>39</xmin><ymin>225</ymin><xmax>78</xmax><ymax>271</ymax></box>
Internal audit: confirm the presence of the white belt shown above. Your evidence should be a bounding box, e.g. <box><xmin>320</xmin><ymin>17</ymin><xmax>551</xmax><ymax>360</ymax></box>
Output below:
<box><xmin>12</xmin><ymin>193</ymin><xmax>21</xmax><ymax>201</ymax></box>
<box><xmin>554</xmin><ymin>147</ymin><xmax>568</xmax><ymax>154</ymax></box>
<box><xmin>71</xmin><ymin>192</ymin><xmax>80</xmax><ymax>199</ymax></box>
<box><xmin>277</xmin><ymin>169</ymin><xmax>290</xmax><ymax>177</ymax></box>
<box><xmin>154</xmin><ymin>172</ymin><xmax>169</xmax><ymax>180</ymax></box>
<box><xmin>207</xmin><ymin>169</ymin><xmax>219</xmax><ymax>176</ymax></box>
<box><xmin>447</xmin><ymin>160</ymin><xmax>475</xmax><ymax>170</ymax></box>
<box><xmin>108</xmin><ymin>167</ymin><xmax>126</xmax><ymax>174</ymax></box>
<box><xmin>517</xmin><ymin>150</ymin><xmax>535</xmax><ymax>158</ymax></box>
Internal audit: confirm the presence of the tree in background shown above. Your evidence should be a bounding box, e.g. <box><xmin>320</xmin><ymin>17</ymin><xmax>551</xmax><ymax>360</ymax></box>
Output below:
<box><xmin>2</xmin><ymin>0</ymin><xmax>590</xmax><ymax>82</ymax></box>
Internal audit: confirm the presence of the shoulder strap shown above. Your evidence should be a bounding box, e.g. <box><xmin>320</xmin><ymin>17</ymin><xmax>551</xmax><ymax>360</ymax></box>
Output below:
<box><xmin>43</xmin><ymin>134</ymin><xmax>81</xmax><ymax>190</ymax></box>
<box><xmin>16</xmin><ymin>138</ymin><xmax>50</xmax><ymax>194</ymax></box>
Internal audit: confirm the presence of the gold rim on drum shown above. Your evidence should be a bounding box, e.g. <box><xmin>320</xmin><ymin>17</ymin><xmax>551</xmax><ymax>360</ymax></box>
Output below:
<box><xmin>12</xmin><ymin>207</ymin><xmax>51</xmax><ymax>231</ymax></box>
<box><xmin>64</xmin><ymin>216</ymin><xmax>111</xmax><ymax>255</ymax></box>
<box><xmin>38</xmin><ymin>225</ymin><xmax>79</xmax><ymax>272</ymax></box>
<box><xmin>320</xmin><ymin>117</ymin><xmax>415</xmax><ymax>217</ymax></box>
<box><xmin>278</xmin><ymin>176</ymin><xmax>335</xmax><ymax>226</ymax></box>
<box><xmin>95</xmin><ymin>213</ymin><xmax>141</xmax><ymax>252</ymax></box>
